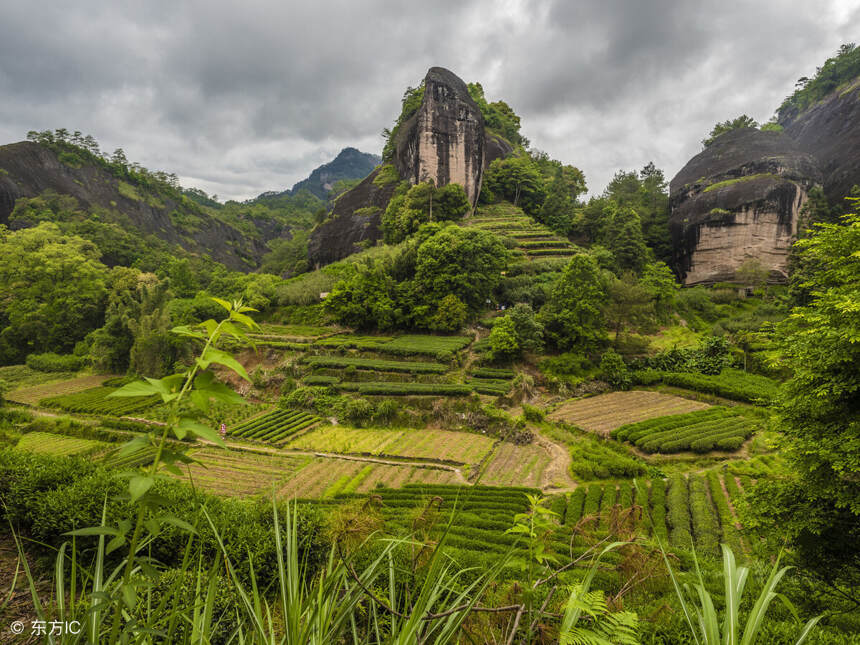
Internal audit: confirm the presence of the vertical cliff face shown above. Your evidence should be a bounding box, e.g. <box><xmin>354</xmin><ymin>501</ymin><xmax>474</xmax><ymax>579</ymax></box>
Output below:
<box><xmin>778</xmin><ymin>77</ymin><xmax>860</xmax><ymax>202</ymax></box>
<box><xmin>394</xmin><ymin>67</ymin><xmax>486</xmax><ymax>205</ymax></box>
<box><xmin>668</xmin><ymin>129</ymin><xmax>822</xmax><ymax>285</ymax></box>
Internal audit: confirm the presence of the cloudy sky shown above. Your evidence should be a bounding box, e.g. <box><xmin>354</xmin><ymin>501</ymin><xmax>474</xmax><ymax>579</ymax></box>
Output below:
<box><xmin>1</xmin><ymin>1</ymin><xmax>857</xmax><ymax>201</ymax></box>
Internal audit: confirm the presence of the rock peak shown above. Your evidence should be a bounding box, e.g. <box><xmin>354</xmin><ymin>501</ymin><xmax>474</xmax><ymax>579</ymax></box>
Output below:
<box><xmin>394</xmin><ymin>67</ymin><xmax>486</xmax><ymax>204</ymax></box>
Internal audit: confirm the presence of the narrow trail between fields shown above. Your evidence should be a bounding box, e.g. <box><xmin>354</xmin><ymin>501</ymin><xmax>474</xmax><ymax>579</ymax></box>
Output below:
<box><xmin>532</xmin><ymin>431</ymin><xmax>578</xmax><ymax>493</ymax></box>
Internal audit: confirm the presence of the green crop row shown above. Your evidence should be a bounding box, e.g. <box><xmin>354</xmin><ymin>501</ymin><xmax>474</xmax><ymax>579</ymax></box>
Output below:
<box><xmin>706</xmin><ymin>471</ymin><xmax>743</xmax><ymax>554</ymax></box>
<box><xmin>314</xmin><ymin>335</ymin><xmax>393</xmax><ymax>350</ymax></box>
<box><xmin>314</xmin><ymin>334</ymin><xmax>471</xmax><ymax>358</ymax></box>
<box><xmin>470</xmin><ymin>367</ymin><xmax>515</xmax><ymax>379</ymax></box>
<box><xmin>612</xmin><ymin>408</ymin><xmax>755</xmax><ymax>454</ymax></box>
<box><xmin>303</xmin><ymin>375</ymin><xmax>341</xmax><ymax>386</ymax></box>
<box><xmin>41</xmin><ymin>387</ymin><xmax>158</xmax><ymax>416</ymax></box>
<box><xmin>337</xmin><ymin>382</ymin><xmax>473</xmax><ymax>396</ymax></box>
<box><xmin>633</xmin><ymin>368</ymin><xmax>779</xmax><ymax>404</ymax></box>
<box><xmin>525</xmin><ymin>248</ymin><xmax>576</xmax><ymax>256</ymax></box>
<box><xmin>230</xmin><ymin>408</ymin><xmax>319</xmax><ymax>443</ymax></box>
<box><xmin>612</xmin><ymin>408</ymin><xmax>733</xmax><ymax>442</ymax></box>
<box><xmin>102</xmin><ymin>445</ymin><xmax>158</xmax><ymax>469</ymax></box>
<box><xmin>518</xmin><ymin>240</ymin><xmax>570</xmax><ymax>249</ymax></box>
<box><xmin>304</xmin><ymin>356</ymin><xmax>447</xmax><ymax>373</ymax></box>
<box><xmin>569</xmin><ymin>437</ymin><xmax>647</xmax><ymax>480</ymax></box>
<box><xmin>466</xmin><ymin>378</ymin><xmax>511</xmax><ymax>395</ymax></box>
<box><xmin>667</xmin><ymin>474</ymin><xmax>692</xmax><ymax>550</ymax></box>
<box><xmin>689</xmin><ymin>475</ymin><xmax>721</xmax><ymax>556</ymax></box>
<box><xmin>650</xmin><ymin>479</ymin><xmax>668</xmax><ymax>542</ymax></box>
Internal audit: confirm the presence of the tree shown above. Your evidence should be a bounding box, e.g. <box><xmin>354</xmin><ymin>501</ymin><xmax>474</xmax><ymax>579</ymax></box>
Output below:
<box><xmin>640</xmin><ymin>262</ymin><xmax>679</xmax><ymax>321</ymax></box>
<box><xmin>434</xmin><ymin>183</ymin><xmax>470</xmax><ymax>220</ymax></box>
<box><xmin>88</xmin><ymin>268</ymin><xmax>159</xmax><ymax>372</ymax></box>
<box><xmin>488</xmin><ymin>315</ymin><xmax>520</xmax><ymax>361</ymax></box>
<box><xmin>538</xmin><ymin>253</ymin><xmax>607</xmax><ymax>352</ymax></box>
<box><xmin>0</xmin><ymin>223</ymin><xmax>108</xmax><ymax>363</ymax></box>
<box><xmin>414</xmin><ymin>226</ymin><xmax>507</xmax><ymax>313</ymax></box>
<box><xmin>432</xmin><ymin>294</ymin><xmax>468</xmax><ymax>332</ymax></box>
<box><xmin>381</xmin><ymin>182</ymin><xmax>469</xmax><ymax>244</ymax></box>
<box><xmin>506</xmin><ymin>303</ymin><xmax>544</xmax><ymax>353</ymax></box>
<box><xmin>324</xmin><ymin>259</ymin><xmax>400</xmax><ymax>330</ymax></box>
<box><xmin>746</xmin><ymin>210</ymin><xmax>860</xmax><ymax>607</ymax></box>
<box><xmin>483</xmin><ymin>156</ymin><xmax>546</xmax><ymax>216</ymax></box>
<box><xmin>735</xmin><ymin>257</ymin><xmax>769</xmax><ymax>290</ymax></box>
<box><xmin>603</xmin><ymin>272</ymin><xmax>654</xmax><ymax>349</ymax></box>
<box><xmin>703</xmin><ymin>115</ymin><xmax>759</xmax><ymax>147</ymax></box>
<box><xmin>538</xmin><ymin>169</ymin><xmax>575</xmax><ymax>235</ymax></box>
<box><xmin>605</xmin><ymin>205</ymin><xmax>649</xmax><ymax>274</ymax></box>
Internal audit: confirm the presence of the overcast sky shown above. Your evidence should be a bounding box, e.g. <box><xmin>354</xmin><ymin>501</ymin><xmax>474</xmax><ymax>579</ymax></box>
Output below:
<box><xmin>1</xmin><ymin>1</ymin><xmax>857</xmax><ymax>201</ymax></box>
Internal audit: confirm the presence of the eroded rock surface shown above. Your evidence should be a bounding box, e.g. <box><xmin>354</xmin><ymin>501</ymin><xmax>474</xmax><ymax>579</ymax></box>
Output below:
<box><xmin>394</xmin><ymin>67</ymin><xmax>486</xmax><ymax>204</ymax></box>
<box><xmin>669</xmin><ymin>129</ymin><xmax>821</xmax><ymax>284</ymax></box>
<box><xmin>307</xmin><ymin>166</ymin><xmax>400</xmax><ymax>267</ymax></box>
<box><xmin>778</xmin><ymin>77</ymin><xmax>860</xmax><ymax>202</ymax></box>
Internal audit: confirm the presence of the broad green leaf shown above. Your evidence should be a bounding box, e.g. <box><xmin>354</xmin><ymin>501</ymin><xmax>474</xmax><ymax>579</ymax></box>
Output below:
<box><xmin>105</xmin><ymin>535</ymin><xmax>126</xmax><ymax>555</ymax></box>
<box><xmin>230</xmin><ymin>310</ymin><xmax>259</xmax><ymax>331</ymax></box>
<box><xmin>177</xmin><ymin>417</ymin><xmax>226</xmax><ymax>447</ymax></box>
<box><xmin>121</xmin><ymin>584</ymin><xmax>137</xmax><ymax>611</ymax></box>
<box><xmin>198</xmin><ymin>346</ymin><xmax>250</xmax><ymax>381</ymax></box>
<box><xmin>158</xmin><ymin>515</ymin><xmax>197</xmax><ymax>534</ymax></box>
<box><xmin>63</xmin><ymin>526</ymin><xmax>120</xmax><ymax>537</ymax></box>
<box><xmin>211</xmin><ymin>297</ymin><xmax>233</xmax><ymax>312</ymax></box>
<box><xmin>171</xmin><ymin>324</ymin><xmax>206</xmax><ymax>339</ymax></box>
<box><xmin>129</xmin><ymin>475</ymin><xmax>154</xmax><ymax>503</ymax></box>
<box><xmin>107</xmin><ymin>380</ymin><xmax>161</xmax><ymax>398</ymax></box>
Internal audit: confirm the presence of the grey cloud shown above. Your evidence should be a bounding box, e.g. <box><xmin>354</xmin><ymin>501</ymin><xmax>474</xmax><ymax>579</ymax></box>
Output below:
<box><xmin>0</xmin><ymin>0</ymin><xmax>856</xmax><ymax>200</ymax></box>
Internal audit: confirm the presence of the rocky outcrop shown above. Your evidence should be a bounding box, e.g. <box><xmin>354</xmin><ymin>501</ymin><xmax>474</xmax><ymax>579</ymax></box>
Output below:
<box><xmin>669</xmin><ymin>129</ymin><xmax>822</xmax><ymax>285</ymax></box>
<box><xmin>778</xmin><ymin>77</ymin><xmax>860</xmax><ymax>202</ymax></box>
<box><xmin>394</xmin><ymin>67</ymin><xmax>488</xmax><ymax>204</ymax></box>
<box><xmin>307</xmin><ymin>166</ymin><xmax>400</xmax><ymax>266</ymax></box>
<box><xmin>308</xmin><ymin>67</ymin><xmax>513</xmax><ymax>267</ymax></box>
<box><xmin>0</xmin><ymin>141</ymin><xmax>283</xmax><ymax>271</ymax></box>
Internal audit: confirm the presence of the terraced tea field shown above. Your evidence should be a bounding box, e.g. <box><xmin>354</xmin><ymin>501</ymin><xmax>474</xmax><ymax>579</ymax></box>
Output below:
<box><xmin>7</xmin><ymin>374</ymin><xmax>117</xmax><ymax>406</ymax></box>
<box><xmin>304</xmin><ymin>356</ymin><xmax>448</xmax><ymax>374</ymax></box>
<box><xmin>177</xmin><ymin>448</ymin><xmax>311</xmax><ymax>497</ymax></box>
<box><xmin>315</xmin><ymin>334</ymin><xmax>471</xmax><ymax>356</ymax></box>
<box><xmin>15</xmin><ymin>432</ymin><xmax>108</xmax><ymax>457</ymax></box>
<box><xmin>287</xmin><ymin>426</ymin><xmax>496</xmax><ymax>465</ymax></box>
<box><xmin>229</xmin><ymin>408</ymin><xmax>320</xmax><ymax>444</ymax></box>
<box><xmin>467</xmin><ymin>203</ymin><xmax>578</xmax><ymax>261</ymax></box>
<box><xmin>41</xmin><ymin>386</ymin><xmax>159</xmax><ymax>416</ymax></box>
<box><xmin>557</xmin><ymin>472</ymin><xmax>744</xmax><ymax>556</ymax></box>
<box><xmin>281</xmin><ymin>459</ymin><xmax>461</xmax><ymax>498</ymax></box>
<box><xmin>548</xmin><ymin>391</ymin><xmax>710</xmax><ymax>436</ymax></box>
<box><xmin>611</xmin><ymin>407</ymin><xmax>757</xmax><ymax>453</ymax></box>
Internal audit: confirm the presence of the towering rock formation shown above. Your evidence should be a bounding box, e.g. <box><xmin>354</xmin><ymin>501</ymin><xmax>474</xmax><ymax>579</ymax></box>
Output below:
<box><xmin>778</xmin><ymin>76</ymin><xmax>860</xmax><ymax>202</ymax></box>
<box><xmin>668</xmin><ymin>129</ymin><xmax>821</xmax><ymax>285</ymax></box>
<box><xmin>309</xmin><ymin>67</ymin><xmax>511</xmax><ymax>266</ymax></box>
<box><xmin>393</xmin><ymin>67</ymin><xmax>487</xmax><ymax>204</ymax></box>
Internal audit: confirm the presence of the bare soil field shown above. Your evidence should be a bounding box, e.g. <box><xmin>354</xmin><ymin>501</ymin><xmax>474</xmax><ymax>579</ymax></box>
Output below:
<box><xmin>548</xmin><ymin>390</ymin><xmax>710</xmax><ymax>436</ymax></box>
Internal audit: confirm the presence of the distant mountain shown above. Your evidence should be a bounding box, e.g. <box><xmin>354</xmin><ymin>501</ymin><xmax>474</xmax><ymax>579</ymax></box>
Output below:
<box><xmin>258</xmin><ymin>147</ymin><xmax>381</xmax><ymax>202</ymax></box>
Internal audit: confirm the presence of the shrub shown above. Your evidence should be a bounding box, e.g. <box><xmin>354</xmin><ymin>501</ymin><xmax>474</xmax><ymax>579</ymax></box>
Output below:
<box><xmin>599</xmin><ymin>350</ymin><xmax>631</xmax><ymax>390</ymax></box>
<box><xmin>25</xmin><ymin>352</ymin><xmax>86</xmax><ymax>372</ymax></box>
<box><xmin>522</xmin><ymin>404</ymin><xmax>545</xmax><ymax>423</ymax></box>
